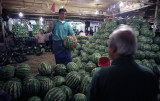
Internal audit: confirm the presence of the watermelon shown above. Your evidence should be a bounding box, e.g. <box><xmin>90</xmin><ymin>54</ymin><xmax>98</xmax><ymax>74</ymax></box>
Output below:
<box><xmin>60</xmin><ymin>85</ymin><xmax>73</xmax><ymax>101</ymax></box>
<box><xmin>151</xmin><ymin>44</ymin><xmax>159</xmax><ymax>52</ymax></box>
<box><xmin>0</xmin><ymin>65</ymin><xmax>15</xmax><ymax>81</ymax></box>
<box><xmin>92</xmin><ymin>53</ymin><xmax>101</xmax><ymax>64</ymax></box>
<box><xmin>0</xmin><ymin>81</ymin><xmax>4</xmax><ymax>88</ymax></box>
<box><xmin>51</xmin><ymin>76</ymin><xmax>65</xmax><ymax>87</ymax></box>
<box><xmin>44</xmin><ymin>87</ymin><xmax>66</xmax><ymax>101</ymax></box>
<box><xmin>91</xmin><ymin>67</ymin><xmax>101</xmax><ymax>77</ymax></box>
<box><xmin>76</xmin><ymin>62</ymin><xmax>85</xmax><ymax>70</ymax></box>
<box><xmin>64</xmin><ymin>36</ymin><xmax>74</xmax><ymax>49</ymax></box>
<box><xmin>15</xmin><ymin>64</ymin><xmax>30</xmax><ymax>79</ymax></box>
<box><xmin>3</xmin><ymin>80</ymin><xmax>22</xmax><ymax>100</ymax></box>
<box><xmin>154</xmin><ymin>37</ymin><xmax>160</xmax><ymax>44</ymax></box>
<box><xmin>23</xmin><ymin>78</ymin><xmax>40</xmax><ymax>96</ymax></box>
<box><xmin>85</xmin><ymin>61</ymin><xmax>97</xmax><ymax>73</ymax></box>
<box><xmin>28</xmin><ymin>96</ymin><xmax>41</xmax><ymax>101</ymax></box>
<box><xmin>66</xmin><ymin>71</ymin><xmax>81</xmax><ymax>89</ymax></box>
<box><xmin>38</xmin><ymin>62</ymin><xmax>52</xmax><ymax>76</ymax></box>
<box><xmin>80</xmin><ymin>76</ymin><xmax>92</xmax><ymax>94</ymax></box>
<box><xmin>67</xmin><ymin>62</ymin><xmax>79</xmax><ymax>72</ymax></box>
<box><xmin>55</xmin><ymin>64</ymin><xmax>66</xmax><ymax>76</ymax></box>
<box><xmin>73</xmin><ymin>93</ymin><xmax>87</xmax><ymax>101</ymax></box>
<box><xmin>40</xmin><ymin>78</ymin><xmax>55</xmax><ymax>95</ymax></box>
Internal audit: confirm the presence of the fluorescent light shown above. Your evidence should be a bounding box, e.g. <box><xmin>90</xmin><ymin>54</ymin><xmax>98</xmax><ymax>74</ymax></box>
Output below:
<box><xmin>19</xmin><ymin>12</ymin><xmax>23</xmax><ymax>17</ymax></box>
<box><xmin>119</xmin><ymin>2</ymin><xmax>124</xmax><ymax>7</ymax></box>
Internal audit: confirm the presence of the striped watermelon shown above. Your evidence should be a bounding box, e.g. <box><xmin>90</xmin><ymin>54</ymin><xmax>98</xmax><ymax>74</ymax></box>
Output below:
<box><xmin>92</xmin><ymin>53</ymin><xmax>101</xmax><ymax>64</ymax></box>
<box><xmin>40</xmin><ymin>77</ymin><xmax>55</xmax><ymax>95</ymax></box>
<box><xmin>73</xmin><ymin>93</ymin><xmax>87</xmax><ymax>101</ymax></box>
<box><xmin>76</xmin><ymin>62</ymin><xmax>85</xmax><ymax>70</ymax></box>
<box><xmin>80</xmin><ymin>76</ymin><xmax>92</xmax><ymax>94</ymax></box>
<box><xmin>15</xmin><ymin>64</ymin><xmax>30</xmax><ymax>79</ymax></box>
<box><xmin>0</xmin><ymin>65</ymin><xmax>15</xmax><ymax>81</ymax></box>
<box><xmin>67</xmin><ymin>62</ymin><xmax>79</xmax><ymax>72</ymax></box>
<box><xmin>0</xmin><ymin>81</ymin><xmax>4</xmax><ymax>88</ymax></box>
<box><xmin>91</xmin><ymin>67</ymin><xmax>101</xmax><ymax>77</ymax></box>
<box><xmin>38</xmin><ymin>62</ymin><xmax>53</xmax><ymax>76</ymax></box>
<box><xmin>60</xmin><ymin>85</ymin><xmax>73</xmax><ymax>101</ymax></box>
<box><xmin>44</xmin><ymin>87</ymin><xmax>66</xmax><ymax>101</ymax></box>
<box><xmin>63</xmin><ymin>36</ymin><xmax>74</xmax><ymax>49</ymax></box>
<box><xmin>51</xmin><ymin>76</ymin><xmax>65</xmax><ymax>87</ymax></box>
<box><xmin>23</xmin><ymin>78</ymin><xmax>40</xmax><ymax>96</ymax></box>
<box><xmin>28</xmin><ymin>96</ymin><xmax>41</xmax><ymax>101</ymax></box>
<box><xmin>66</xmin><ymin>71</ymin><xmax>81</xmax><ymax>89</ymax></box>
<box><xmin>3</xmin><ymin>80</ymin><xmax>22</xmax><ymax>100</ymax></box>
<box><xmin>85</xmin><ymin>61</ymin><xmax>96</xmax><ymax>73</ymax></box>
<box><xmin>55</xmin><ymin>64</ymin><xmax>66</xmax><ymax>76</ymax></box>
<box><xmin>10</xmin><ymin>77</ymin><xmax>21</xmax><ymax>82</ymax></box>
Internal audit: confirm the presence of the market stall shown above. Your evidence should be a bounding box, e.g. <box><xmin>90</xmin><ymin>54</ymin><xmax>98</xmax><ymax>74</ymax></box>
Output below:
<box><xmin>0</xmin><ymin>0</ymin><xmax>159</xmax><ymax>101</ymax></box>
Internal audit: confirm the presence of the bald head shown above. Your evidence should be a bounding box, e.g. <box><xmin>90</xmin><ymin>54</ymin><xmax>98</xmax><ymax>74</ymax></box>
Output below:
<box><xmin>108</xmin><ymin>25</ymin><xmax>138</xmax><ymax>57</ymax></box>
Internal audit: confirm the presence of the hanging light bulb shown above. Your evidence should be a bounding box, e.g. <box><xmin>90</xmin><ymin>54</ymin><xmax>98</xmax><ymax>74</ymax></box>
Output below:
<box><xmin>95</xmin><ymin>9</ymin><xmax>98</xmax><ymax>15</ymax></box>
<box><xmin>40</xmin><ymin>17</ymin><xmax>43</xmax><ymax>21</ymax></box>
<box><xmin>61</xmin><ymin>6</ymin><xmax>64</xmax><ymax>8</ymax></box>
<box><xmin>119</xmin><ymin>2</ymin><xmax>124</xmax><ymax>7</ymax></box>
<box><xmin>19</xmin><ymin>12</ymin><xmax>23</xmax><ymax>17</ymax></box>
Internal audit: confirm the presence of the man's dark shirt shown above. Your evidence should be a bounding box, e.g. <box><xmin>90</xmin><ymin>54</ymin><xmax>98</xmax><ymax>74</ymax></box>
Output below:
<box><xmin>87</xmin><ymin>56</ymin><xmax>158</xmax><ymax>101</ymax></box>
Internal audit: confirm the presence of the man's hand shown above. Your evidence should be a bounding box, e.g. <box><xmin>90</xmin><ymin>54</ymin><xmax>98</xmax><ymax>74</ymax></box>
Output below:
<box><xmin>72</xmin><ymin>40</ymin><xmax>77</xmax><ymax>47</ymax></box>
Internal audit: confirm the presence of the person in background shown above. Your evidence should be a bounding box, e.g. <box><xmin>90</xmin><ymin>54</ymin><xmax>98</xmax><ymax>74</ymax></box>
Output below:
<box><xmin>46</xmin><ymin>8</ymin><xmax>77</xmax><ymax>65</ymax></box>
<box><xmin>5</xmin><ymin>32</ymin><xmax>15</xmax><ymax>48</ymax></box>
<box><xmin>36</xmin><ymin>29</ymin><xmax>46</xmax><ymax>46</ymax></box>
<box><xmin>79</xmin><ymin>30</ymin><xmax>86</xmax><ymax>36</ymax></box>
<box><xmin>87</xmin><ymin>25</ymin><xmax>158</xmax><ymax>101</ymax></box>
<box><xmin>28</xmin><ymin>22</ymin><xmax>33</xmax><ymax>37</ymax></box>
<box><xmin>90</xmin><ymin>27</ymin><xmax>94</xmax><ymax>36</ymax></box>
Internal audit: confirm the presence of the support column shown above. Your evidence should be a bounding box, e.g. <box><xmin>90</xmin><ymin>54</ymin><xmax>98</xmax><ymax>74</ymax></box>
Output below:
<box><xmin>153</xmin><ymin>0</ymin><xmax>159</xmax><ymax>32</ymax></box>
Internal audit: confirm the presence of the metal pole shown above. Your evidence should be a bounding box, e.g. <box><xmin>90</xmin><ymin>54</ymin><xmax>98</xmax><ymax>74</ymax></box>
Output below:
<box><xmin>153</xmin><ymin>0</ymin><xmax>159</xmax><ymax>32</ymax></box>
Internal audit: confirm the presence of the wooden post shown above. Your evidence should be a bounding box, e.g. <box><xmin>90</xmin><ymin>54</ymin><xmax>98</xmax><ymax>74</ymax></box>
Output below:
<box><xmin>153</xmin><ymin>0</ymin><xmax>159</xmax><ymax>32</ymax></box>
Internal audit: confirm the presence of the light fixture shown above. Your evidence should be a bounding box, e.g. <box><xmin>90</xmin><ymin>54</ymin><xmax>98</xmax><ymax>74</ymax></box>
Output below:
<box><xmin>40</xmin><ymin>17</ymin><xmax>43</xmax><ymax>21</ymax></box>
<box><xmin>119</xmin><ymin>2</ymin><xmax>124</xmax><ymax>7</ymax></box>
<box><xmin>21</xmin><ymin>23</ymin><xmax>24</xmax><ymax>26</ymax></box>
<box><xmin>95</xmin><ymin>9</ymin><xmax>98</xmax><ymax>15</ymax></box>
<box><xmin>18</xmin><ymin>22</ymin><xmax>21</xmax><ymax>24</ymax></box>
<box><xmin>61</xmin><ymin>6</ymin><xmax>64</xmax><ymax>8</ymax></box>
<box><xmin>19</xmin><ymin>12</ymin><xmax>23</xmax><ymax>17</ymax></box>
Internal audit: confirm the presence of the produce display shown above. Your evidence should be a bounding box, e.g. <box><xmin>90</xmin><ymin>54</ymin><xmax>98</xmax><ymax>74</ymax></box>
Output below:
<box><xmin>0</xmin><ymin>43</ymin><xmax>51</xmax><ymax>66</ymax></box>
<box><xmin>0</xmin><ymin>15</ymin><xmax>160</xmax><ymax>101</ymax></box>
<box><xmin>12</xmin><ymin>23</ymin><xmax>46</xmax><ymax>41</ymax></box>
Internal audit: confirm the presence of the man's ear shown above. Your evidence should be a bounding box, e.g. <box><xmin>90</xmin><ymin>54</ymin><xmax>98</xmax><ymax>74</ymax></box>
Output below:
<box><xmin>110</xmin><ymin>45</ymin><xmax>116</xmax><ymax>53</ymax></box>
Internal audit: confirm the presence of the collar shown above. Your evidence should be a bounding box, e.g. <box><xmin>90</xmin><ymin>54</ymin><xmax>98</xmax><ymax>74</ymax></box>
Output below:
<box><xmin>111</xmin><ymin>56</ymin><xmax>135</xmax><ymax>65</ymax></box>
<box><xmin>57</xmin><ymin>20</ymin><xmax>66</xmax><ymax>24</ymax></box>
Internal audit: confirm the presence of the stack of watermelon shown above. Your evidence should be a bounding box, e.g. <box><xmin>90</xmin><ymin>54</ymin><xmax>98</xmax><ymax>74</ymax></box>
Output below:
<box><xmin>0</xmin><ymin>61</ymin><xmax>93</xmax><ymax>101</ymax></box>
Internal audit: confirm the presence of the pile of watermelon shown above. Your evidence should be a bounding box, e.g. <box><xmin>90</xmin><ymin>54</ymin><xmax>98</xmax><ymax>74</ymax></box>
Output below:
<box><xmin>12</xmin><ymin>24</ymin><xmax>46</xmax><ymax>41</ymax></box>
<box><xmin>70</xmin><ymin>15</ymin><xmax>160</xmax><ymax>72</ymax></box>
<box><xmin>0</xmin><ymin>61</ymin><xmax>96</xmax><ymax>101</ymax></box>
<box><xmin>0</xmin><ymin>43</ymin><xmax>51</xmax><ymax>66</ymax></box>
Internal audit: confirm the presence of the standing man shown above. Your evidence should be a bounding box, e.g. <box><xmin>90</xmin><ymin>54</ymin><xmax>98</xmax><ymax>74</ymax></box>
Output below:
<box><xmin>28</xmin><ymin>22</ymin><xmax>33</xmax><ymax>37</ymax></box>
<box><xmin>87</xmin><ymin>25</ymin><xmax>158</xmax><ymax>101</ymax></box>
<box><xmin>46</xmin><ymin>8</ymin><xmax>77</xmax><ymax>65</ymax></box>
<box><xmin>5</xmin><ymin>32</ymin><xmax>16</xmax><ymax>48</ymax></box>
<box><xmin>36</xmin><ymin>29</ymin><xmax>46</xmax><ymax>46</ymax></box>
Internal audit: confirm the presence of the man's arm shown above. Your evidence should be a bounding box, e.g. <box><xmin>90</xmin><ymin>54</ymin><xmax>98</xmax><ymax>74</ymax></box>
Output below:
<box><xmin>46</xmin><ymin>22</ymin><xmax>54</xmax><ymax>33</ymax></box>
<box><xmin>72</xmin><ymin>34</ymin><xmax>77</xmax><ymax>47</ymax></box>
